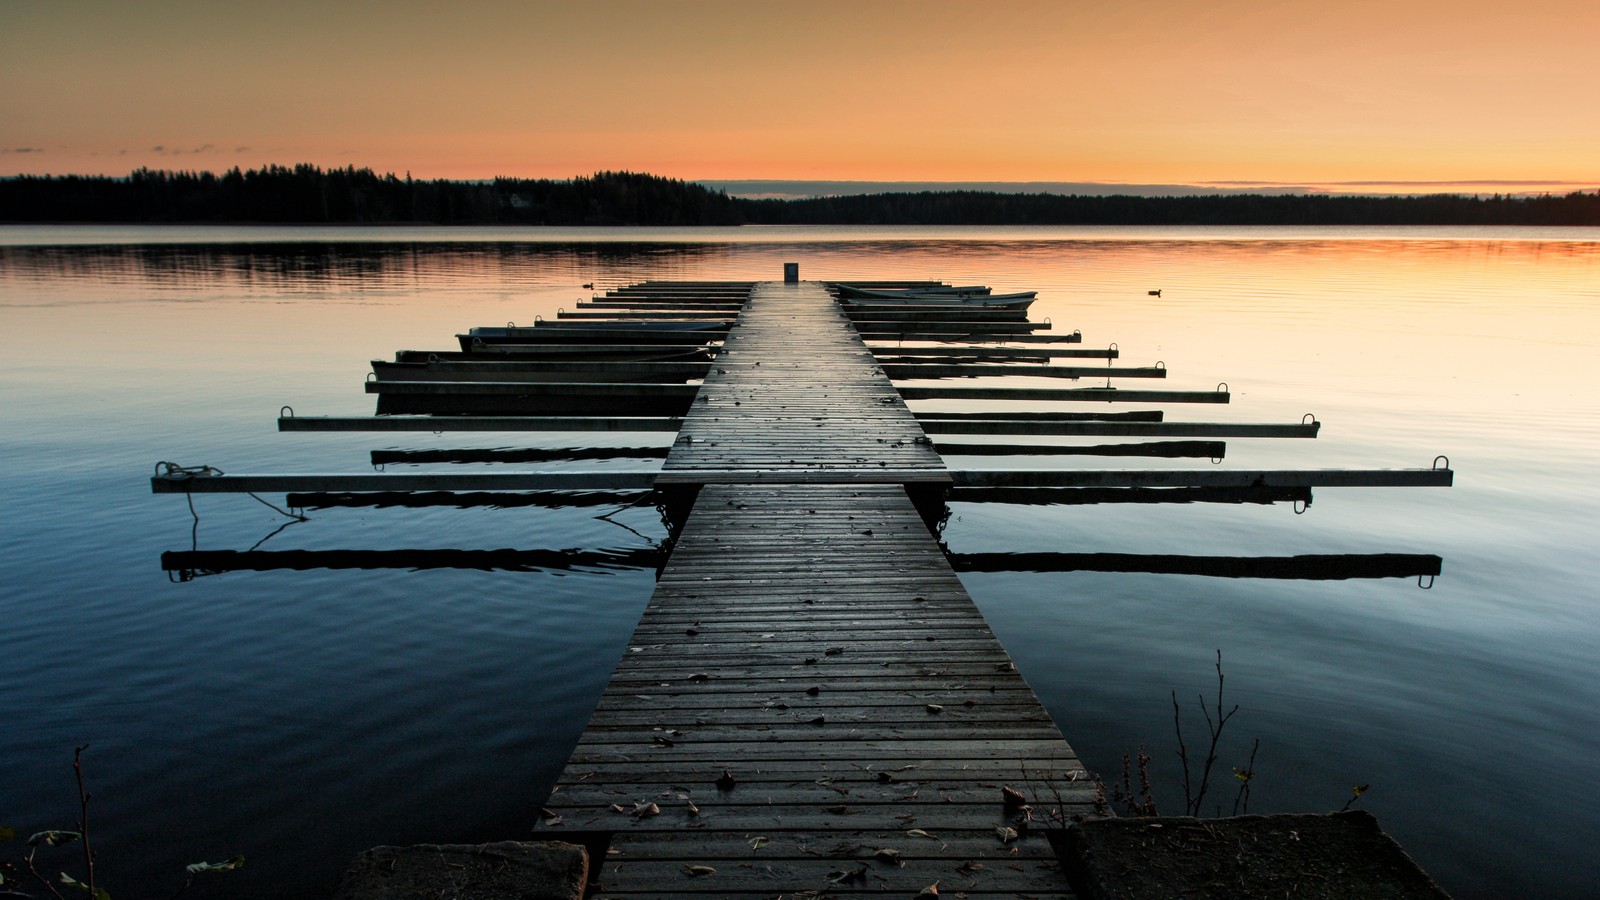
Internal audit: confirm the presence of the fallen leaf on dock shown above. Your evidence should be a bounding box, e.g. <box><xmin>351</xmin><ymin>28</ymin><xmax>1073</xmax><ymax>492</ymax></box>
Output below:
<box><xmin>995</xmin><ymin>826</ymin><xmax>1018</xmax><ymax>844</ymax></box>
<box><xmin>749</xmin><ymin>836</ymin><xmax>768</xmax><ymax>850</ymax></box>
<box><xmin>825</xmin><ymin>864</ymin><xmax>868</xmax><ymax>884</ymax></box>
<box><xmin>715</xmin><ymin>770</ymin><xmax>737</xmax><ymax>790</ymax></box>
<box><xmin>1001</xmin><ymin>786</ymin><xmax>1027</xmax><ymax>808</ymax></box>
<box><xmin>632</xmin><ymin>802</ymin><xmax>660</xmax><ymax>818</ymax></box>
<box><xmin>682</xmin><ymin>864</ymin><xmax>716</xmax><ymax>877</ymax></box>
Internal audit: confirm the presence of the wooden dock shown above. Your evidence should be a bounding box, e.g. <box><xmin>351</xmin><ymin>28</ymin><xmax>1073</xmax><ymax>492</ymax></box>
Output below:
<box><xmin>536</xmin><ymin>282</ymin><xmax>1094</xmax><ymax>897</ymax></box>
<box><xmin>150</xmin><ymin>273</ymin><xmax>1458</xmax><ymax>897</ymax></box>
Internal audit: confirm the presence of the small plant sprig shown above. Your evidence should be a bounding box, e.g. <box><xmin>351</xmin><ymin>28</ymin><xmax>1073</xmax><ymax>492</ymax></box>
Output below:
<box><xmin>0</xmin><ymin>746</ymin><xmax>243</xmax><ymax>900</ymax></box>
<box><xmin>1107</xmin><ymin>747</ymin><xmax>1159</xmax><ymax>817</ymax></box>
<box><xmin>1339</xmin><ymin>783</ymin><xmax>1372</xmax><ymax>812</ymax></box>
<box><xmin>1231</xmin><ymin>737</ymin><xmax>1260</xmax><ymax>816</ymax></box>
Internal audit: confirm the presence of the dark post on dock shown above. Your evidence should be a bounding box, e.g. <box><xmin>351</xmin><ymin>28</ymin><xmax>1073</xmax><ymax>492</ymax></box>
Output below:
<box><xmin>152</xmin><ymin>269</ymin><xmax>1456</xmax><ymax>899</ymax></box>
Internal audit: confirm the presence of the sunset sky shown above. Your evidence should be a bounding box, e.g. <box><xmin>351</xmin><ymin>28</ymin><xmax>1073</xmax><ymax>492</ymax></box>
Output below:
<box><xmin>3</xmin><ymin>0</ymin><xmax>1597</xmax><ymax>193</ymax></box>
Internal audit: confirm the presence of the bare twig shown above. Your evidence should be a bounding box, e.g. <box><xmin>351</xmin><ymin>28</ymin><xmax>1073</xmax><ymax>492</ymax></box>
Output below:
<box><xmin>23</xmin><ymin>847</ymin><xmax>68</xmax><ymax>900</ymax></box>
<box><xmin>73</xmin><ymin>745</ymin><xmax>95</xmax><ymax>898</ymax></box>
<box><xmin>1174</xmin><ymin>650</ymin><xmax>1242</xmax><ymax>816</ymax></box>
<box><xmin>1172</xmin><ymin>689</ymin><xmax>1193</xmax><ymax>812</ymax></box>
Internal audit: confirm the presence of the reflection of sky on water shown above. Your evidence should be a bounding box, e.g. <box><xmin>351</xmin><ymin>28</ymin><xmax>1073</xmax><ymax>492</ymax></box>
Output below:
<box><xmin>1</xmin><ymin>227</ymin><xmax>1596</xmax><ymax>898</ymax></box>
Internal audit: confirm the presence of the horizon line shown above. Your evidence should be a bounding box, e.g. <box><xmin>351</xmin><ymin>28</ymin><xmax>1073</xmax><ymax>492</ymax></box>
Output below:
<box><xmin>695</xmin><ymin>178</ymin><xmax>1600</xmax><ymax>199</ymax></box>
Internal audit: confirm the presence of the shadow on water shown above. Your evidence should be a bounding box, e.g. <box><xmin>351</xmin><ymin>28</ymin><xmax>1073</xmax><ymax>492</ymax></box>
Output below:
<box><xmin>160</xmin><ymin>484</ymin><xmax>1439</xmax><ymax>585</ymax></box>
<box><xmin>162</xmin><ymin>546</ymin><xmax>665</xmax><ymax>580</ymax></box>
<box><xmin>948</xmin><ymin>551</ymin><xmax>1441</xmax><ymax>581</ymax></box>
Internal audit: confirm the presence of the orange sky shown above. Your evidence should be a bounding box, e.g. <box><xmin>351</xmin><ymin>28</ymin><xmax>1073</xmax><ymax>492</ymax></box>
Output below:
<box><xmin>3</xmin><ymin>0</ymin><xmax>1598</xmax><ymax>190</ymax></box>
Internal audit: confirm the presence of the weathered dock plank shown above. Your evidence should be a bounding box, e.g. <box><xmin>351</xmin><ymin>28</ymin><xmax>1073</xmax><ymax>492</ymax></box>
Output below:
<box><xmin>150</xmin><ymin>471</ymin><xmax>661</xmax><ymax>493</ymax></box>
<box><xmin>536</xmin><ymin>485</ymin><xmax>1087</xmax><ymax>897</ymax></box>
<box><xmin>277</xmin><ymin>415</ymin><xmax>683</xmax><ymax>432</ymax></box>
<box><xmin>922</xmin><ymin>419</ymin><xmax>1318</xmax><ymax>437</ymax></box>
<box><xmin>951</xmin><ymin>467</ymin><xmax>1454</xmax><ymax>488</ymax></box>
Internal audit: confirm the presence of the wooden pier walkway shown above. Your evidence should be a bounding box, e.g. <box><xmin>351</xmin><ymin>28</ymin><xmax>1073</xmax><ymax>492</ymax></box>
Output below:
<box><xmin>657</xmin><ymin>281</ymin><xmax>947</xmax><ymax>482</ymax></box>
<box><xmin>537</xmin><ymin>283</ymin><xmax>1094</xmax><ymax>897</ymax></box>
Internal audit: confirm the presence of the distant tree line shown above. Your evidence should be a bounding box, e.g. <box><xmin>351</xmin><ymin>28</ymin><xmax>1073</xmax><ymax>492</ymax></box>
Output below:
<box><xmin>0</xmin><ymin>166</ymin><xmax>743</xmax><ymax>226</ymax></box>
<box><xmin>2</xmin><ymin>164</ymin><xmax>1597</xmax><ymax>226</ymax></box>
<box><xmin>740</xmin><ymin>189</ymin><xmax>1600</xmax><ymax>226</ymax></box>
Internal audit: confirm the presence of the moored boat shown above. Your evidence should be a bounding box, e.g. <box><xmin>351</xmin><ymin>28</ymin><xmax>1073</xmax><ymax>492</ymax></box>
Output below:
<box><xmin>841</xmin><ymin>291</ymin><xmax>1036</xmax><ymax>312</ymax></box>
<box><xmin>834</xmin><ymin>283</ymin><xmax>992</xmax><ymax>299</ymax></box>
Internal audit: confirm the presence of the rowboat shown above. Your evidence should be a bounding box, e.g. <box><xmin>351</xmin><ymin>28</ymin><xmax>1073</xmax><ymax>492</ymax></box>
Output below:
<box><xmin>834</xmin><ymin>284</ymin><xmax>992</xmax><ymax>300</ymax></box>
<box><xmin>841</xmin><ymin>291</ymin><xmax>1036</xmax><ymax>312</ymax></box>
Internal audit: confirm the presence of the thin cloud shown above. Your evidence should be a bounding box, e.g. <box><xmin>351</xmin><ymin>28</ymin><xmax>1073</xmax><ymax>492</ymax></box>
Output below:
<box><xmin>2</xmin><ymin>147</ymin><xmax>45</xmax><ymax>154</ymax></box>
<box><xmin>147</xmin><ymin>143</ymin><xmax>219</xmax><ymax>155</ymax></box>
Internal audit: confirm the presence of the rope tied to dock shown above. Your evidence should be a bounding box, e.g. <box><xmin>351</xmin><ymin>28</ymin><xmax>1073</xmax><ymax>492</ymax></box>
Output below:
<box><xmin>155</xmin><ymin>461</ymin><xmax>307</xmax><ymax>521</ymax></box>
<box><xmin>155</xmin><ymin>460</ymin><xmax>225</xmax><ymax>479</ymax></box>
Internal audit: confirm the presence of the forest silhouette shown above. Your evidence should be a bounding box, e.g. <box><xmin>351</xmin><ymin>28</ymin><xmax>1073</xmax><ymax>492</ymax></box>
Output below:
<box><xmin>3</xmin><ymin>165</ymin><xmax>1597</xmax><ymax>226</ymax></box>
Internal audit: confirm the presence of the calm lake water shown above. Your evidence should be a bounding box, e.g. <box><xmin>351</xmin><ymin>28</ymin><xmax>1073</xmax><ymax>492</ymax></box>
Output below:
<box><xmin>2</xmin><ymin>225</ymin><xmax>1597</xmax><ymax>898</ymax></box>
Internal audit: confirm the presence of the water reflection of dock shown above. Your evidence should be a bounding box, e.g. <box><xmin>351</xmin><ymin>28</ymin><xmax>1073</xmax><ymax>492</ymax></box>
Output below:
<box><xmin>152</xmin><ymin>274</ymin><xmax>1453</xmax><ymax>896</ymax></box>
